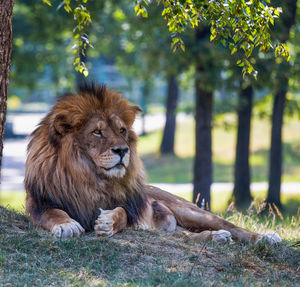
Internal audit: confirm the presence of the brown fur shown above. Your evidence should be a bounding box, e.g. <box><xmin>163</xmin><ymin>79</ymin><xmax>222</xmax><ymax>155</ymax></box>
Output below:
<box><xmin>25</xmin><ymin>84</ymin><xmax>146</xmax><ymax>231</ymax></box>
<box><xmin>25</xmin><ymin>84</ymin><xmax>278</xmax><ymax>244</ymax></box>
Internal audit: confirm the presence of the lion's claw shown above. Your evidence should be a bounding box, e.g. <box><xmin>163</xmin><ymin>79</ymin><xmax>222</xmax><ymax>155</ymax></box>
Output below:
<box><xmin>51</xmin><ymin>220</ymin><xmax>85</xmax><ymax>238</ymax></box>
<box><xmin>95</xmin><ymin>209</ymin><xmax>117</xmax><ymax>237</ymax></box>
<box><xmin>255</xmin><ymin>232</ymin><xmax>282</xmax><ymax>245</ymax></box>
<box><xmin>212</xmin><ymin>229</ymin><xmax>232</xmax><ymax>244</ymax></box>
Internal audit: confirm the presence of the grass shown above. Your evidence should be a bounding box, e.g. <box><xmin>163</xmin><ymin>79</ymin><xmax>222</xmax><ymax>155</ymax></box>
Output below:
<box><xmin>138</xmin><ymin>116</ymin><xmax>300</xmax><ymax>183</ymax></box>
<box><xmin>0</xmin><ymin>191</ymin><xmax>26</xmax><ymax>211</ymax></box>
<box><xmin>0</xmin><ymin>206</ymin><xmax>299</xmax><ymax>286</ymax></box>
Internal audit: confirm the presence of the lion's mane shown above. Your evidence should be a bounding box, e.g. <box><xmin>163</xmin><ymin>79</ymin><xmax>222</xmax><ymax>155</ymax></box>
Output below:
<box><xmin>25</xmin><ymin>84</ymin><xmax>147</xmax><ymax>231</ymax></box>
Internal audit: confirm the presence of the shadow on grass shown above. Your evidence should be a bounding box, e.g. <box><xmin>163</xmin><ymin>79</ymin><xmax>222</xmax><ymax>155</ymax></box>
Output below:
<box><xmin>282</xmin><ymin>198</ymin><xmax>300</xmax><ymax>215</ymax></box>
<box><xmin>0</xmin><ymin>206</ymin><xmax>299</xmax><ymax>286</ymax></box>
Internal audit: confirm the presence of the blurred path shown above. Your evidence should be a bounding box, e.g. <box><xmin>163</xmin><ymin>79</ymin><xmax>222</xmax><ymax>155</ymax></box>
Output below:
<box><xmin>2</xmin><ymin>139</ymin><xmax>27</xmax><ymax>191</ymax></box>
<box><xmin>152</xmin><ymin>183</ymin><xmax>300</xmax><ymax>195</ymax></box>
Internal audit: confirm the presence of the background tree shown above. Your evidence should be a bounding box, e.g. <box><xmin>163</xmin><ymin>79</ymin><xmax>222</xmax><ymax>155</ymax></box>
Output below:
<box><xmin>267</xmin><ymin>0</ymin><xmax>298</xmax><ymax>208</ymax></box>
<box><xmin>0</xmin><ymin>0</ymin><xmax>14</xmax><ymax>179</ymax></box>
<box><xmin>160</xmin><ymin>74</ymin><xmax>179</xmax><ymax>154</ymax></box>
<box><xmin>221</xmin><ymin>55</ymin><xmax>256</xmax><ymax>209</ymax></box>
<box><xmin>233</xmin><ymin>81</ymin><xmax>254</xmax><ymax>209</ymax></box>
<box><xmin>192</xmin><ymin>26</ymin><xmax>224</xmax><ymax>209</ymax></box>
<box><xmin>11</xmin><ymin>0</ymin><xmax>76</xmax><ymax>98</ymax></box>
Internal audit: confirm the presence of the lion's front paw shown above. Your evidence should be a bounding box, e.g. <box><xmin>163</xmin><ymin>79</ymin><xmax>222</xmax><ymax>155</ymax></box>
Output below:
<box><xmin>255</xmin><ymin>232</ymin><xmax>282</xmax><ymax>245</ymax></box>
<box><xmin>51</xmin><ymin>220</ymin><xmax>85</xmax><ymax>238</ymax></box>
<box><xmin>94</xmin><ymin>208</ymin><xmax>117</xmax><ymax>237</ymax></box>
<box><xmin>212</xmin><ymin>230</ymin><xmax>232</xmax><ymax>244</ymax></box>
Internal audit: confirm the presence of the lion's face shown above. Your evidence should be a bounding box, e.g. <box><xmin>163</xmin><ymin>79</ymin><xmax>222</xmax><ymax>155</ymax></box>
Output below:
<box><xmin>78</xmin><ymin>114</ymin><xmax>130</xmax><ymax>178</ymax></box>
<box><xmin>41</xmin><ymin>86</ymin><xmax>142</xmax><ymax>183</ymax></box>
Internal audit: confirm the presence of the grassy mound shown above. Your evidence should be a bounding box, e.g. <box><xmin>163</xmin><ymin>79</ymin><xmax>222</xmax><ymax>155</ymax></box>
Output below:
<box><xmin>0</xmin><ymin>206</ymin><xmax>299</xmax><ymax>286</ymax></box>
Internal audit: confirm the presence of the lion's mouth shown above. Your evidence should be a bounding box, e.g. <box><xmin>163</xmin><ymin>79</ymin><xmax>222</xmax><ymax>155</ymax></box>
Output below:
<box><xmin>103</xmin><ymin>163</ymin><xmax>125</xmax><ymax>171</ymax></box>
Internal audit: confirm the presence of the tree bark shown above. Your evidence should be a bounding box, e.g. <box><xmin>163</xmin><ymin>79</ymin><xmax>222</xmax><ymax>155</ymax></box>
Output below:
<box><xmin>267</xmin><ymin>76</ymin><xmax>288</xmax><ymax>209</ymax></box>
<box><xmin>193</xmin><ymin>27</ymin><xmax>213</xmax><ymax>210</ymax></box>
<box><xmin>140</xmin><ymin>82</ymin><xmax>150</xmax><ymax>136</ymax></box>
<box><xmin>233</xmin><ymin>83</ymin><xmax>253</xmax><ymax>209</ymax></box>
<box><xmin>0</xmin><ymin>0</ymin><xmax>14</xmax><ymax>180</ymax></box>
<box><xmin>160</xmin><ymin>75</ymin><xmax>179</xmax><ymax>154</ymax></box>
<box><xmin>193</xmin><ymin>83</ymin><xmax>213</xmax><ymax>209</ymax></box>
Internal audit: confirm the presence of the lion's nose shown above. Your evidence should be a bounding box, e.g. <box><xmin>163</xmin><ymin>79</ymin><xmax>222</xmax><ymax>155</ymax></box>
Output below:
<box><xmin>111</xmin><ymin>147</ymin><xmax>129</xmax><ymax>158</ymax></box>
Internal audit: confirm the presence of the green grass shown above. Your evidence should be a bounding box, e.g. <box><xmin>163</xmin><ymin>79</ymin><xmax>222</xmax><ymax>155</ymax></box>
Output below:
<box><xmin>138</xmin><ymin>116</ymin><xmax>300</xmax><ymax>183</ymax></box>
<box><xmin>0</xmin><ymin>206</ymin><xmax>299</xmax><ymax>286</ymax></box>
<box><xmin>0</xmin><ymin>191</ymin><xmax>26</xmax><ymax>211</ymax></box>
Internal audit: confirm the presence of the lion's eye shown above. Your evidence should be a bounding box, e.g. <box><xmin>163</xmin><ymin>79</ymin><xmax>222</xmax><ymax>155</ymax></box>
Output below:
<box><xmin>120</xmin><ymin>127</ymin><xmax>126</xmax><ymax>135</ymax></box>
<box><xmin>92</xmin><ymin>130</ymin><xmax>102</xmax><ymax>137</ymax></box>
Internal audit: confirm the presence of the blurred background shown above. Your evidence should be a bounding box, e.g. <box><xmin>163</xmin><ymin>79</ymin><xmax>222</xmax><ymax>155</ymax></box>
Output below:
<box><xmin>1</xmin><ymin>0</ymin><xmax>299</xmax><ymax>214</ymax></box>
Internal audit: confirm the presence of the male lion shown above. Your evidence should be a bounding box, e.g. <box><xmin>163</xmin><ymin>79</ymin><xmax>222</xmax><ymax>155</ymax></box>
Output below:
<box><xmin>25</xmin><ymin>84</ymin><xmax>281</xmax><ymax>244</ymax></box>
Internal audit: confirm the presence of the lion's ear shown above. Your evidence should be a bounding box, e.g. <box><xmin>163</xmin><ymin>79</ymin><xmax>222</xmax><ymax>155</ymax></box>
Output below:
<box><xmin>53</xmin><ymin>114</ymin><xmax>73</xmax><ymax>136</ymax></box>
<box><xmin>134</xmin><ymin>105</ymin><xmax>143</xmax><ymax>113</ymax></box>
<box><xmin>123</xmin><ymin>105</ymin><xmax>143</xmax><ymax>128</ymax></box>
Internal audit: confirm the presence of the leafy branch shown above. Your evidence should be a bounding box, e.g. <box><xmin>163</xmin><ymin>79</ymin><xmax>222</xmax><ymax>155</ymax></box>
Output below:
<box><xmin>42</xmin><ymin>0</ymin><xmax>290</xmax><ymax>77</ymax></box>
<box><xmin>43</xmin><ymin>0</ymin><xmax>91</xmax><ymax>76</ymax></box>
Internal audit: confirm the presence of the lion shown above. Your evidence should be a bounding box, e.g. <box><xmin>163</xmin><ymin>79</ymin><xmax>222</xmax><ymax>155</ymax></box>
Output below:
<box><xmin>25</xmin><ymin>84</ymin><xmax>281</xmax><ymax>244</ymax></box>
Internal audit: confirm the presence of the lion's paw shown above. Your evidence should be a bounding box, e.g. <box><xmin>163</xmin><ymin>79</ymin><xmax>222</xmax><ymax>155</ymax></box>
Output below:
<box><xmin>255</xmin><ymin>232</ymin><xmax>282</xmax><ymax>245</ymax></box>
<box><xmin>51</xmin><ymin>220</ymin><xmax>85</xmax><ymax>238</ymax></box>
<box><xmin>94</xmin><ymin>208</ymin><xmax>116</xmax><ymax>237</ymax></box>
<box><xmin>212</xmin><ymin>230</ymin><xmax>232</xmax><ymax>244</ymax></box>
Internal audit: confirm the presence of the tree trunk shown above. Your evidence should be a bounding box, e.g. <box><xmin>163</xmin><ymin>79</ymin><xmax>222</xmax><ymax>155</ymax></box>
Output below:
<box><xmin>267</xmin><ymin>76</ymin><xmax>288</xmax><ymax>209</ymax></box>
<box><xmin>193</xmin><ymin>79</ymin><xmax>213</xmax><ymax>209</ymax></box>
<box><xmin>160</xmin><ymin>75</ymin><xmax>179</xmax><ymax>154</ymax></box>
<box><xmin>193</xmin><ymin>27</ymin><xmax>213</xmax><ymax>210</ymax></box>
<box><xmin>233</xmin><ymin>83</ymin><xmax>253</xmax><ymax>209</ymax></box>
<box><xmin>140</xmin><ymin>82</ymin><xmax>149</xmax><ymax>136</ymax></box>
<box><xmin>266</xmin><ymin>0</ymin><xmax>297</xmax><ymax>209</ymax></box>
<box><xmin>0</xmin><ymin>0</ymin><xmax>14</xmax><ymax>180</ymax></box>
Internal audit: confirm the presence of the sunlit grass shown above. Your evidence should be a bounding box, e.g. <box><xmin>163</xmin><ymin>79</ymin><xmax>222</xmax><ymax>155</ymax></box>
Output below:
<box><xmin>0</xmin><ymin>191</ymin><xmax>26</xmax><ymax>211</ymax></box>
<box><xmin>138</xmin><ymin>116</ymin><xmax>300</xmax><ymax>182</ymax></box>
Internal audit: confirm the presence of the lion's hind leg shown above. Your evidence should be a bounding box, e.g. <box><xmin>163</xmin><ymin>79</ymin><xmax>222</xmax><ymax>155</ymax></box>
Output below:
<box><xmin>150</xmin><ymin>201</ymin><xmax>177</xmax><ymax>232</ymax></box>
<box><xmin>134</xmin><ymin>200</ymin><xmax>177</xmax><ymax>233</ymax></box>
<box><xmin>145</xmin><ymin>186</ymin><xmax>262</xmax><ymax>243</ymax></box>
<box><xmin>94</xmin><ymin>201</ymin><xmax>177</xmax><ymax>237</ymax></box>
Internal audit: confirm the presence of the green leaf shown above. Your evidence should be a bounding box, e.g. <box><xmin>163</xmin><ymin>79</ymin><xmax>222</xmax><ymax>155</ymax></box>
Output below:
<box><xmin>237</xmin><ymin>60</ymin><xmax>244</xmax><ymax>67</ymax></box>
<box><xmin>83</xmin><ymin>69</ymin><xmax>89</xmax><ymax>77</ymax></box>
<box><xmin>231</xmin><ymin>47</ymin><xmax>237</xmax><ymax>55</ymax></box>
<box><xmin>42</xmin><ymin>0</ymin><xmax>52</xmax><ymax>6</ymax></box>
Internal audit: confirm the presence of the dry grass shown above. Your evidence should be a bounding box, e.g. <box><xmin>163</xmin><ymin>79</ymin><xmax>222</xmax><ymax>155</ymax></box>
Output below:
<box><xmin>0</xmin><ymin>206</ymin><xmax>299</xmax><ymax>286</ymax></box>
